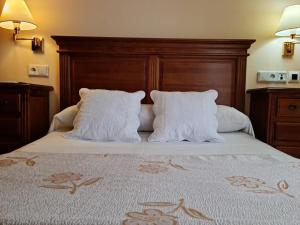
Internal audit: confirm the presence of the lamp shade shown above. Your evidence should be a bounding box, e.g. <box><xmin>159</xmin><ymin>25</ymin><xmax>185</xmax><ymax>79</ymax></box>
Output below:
<box><xmin>276</xmin><ymin>5</ymin><xmax>300</xmax><ymax>36</ymax></box>
<box><xmin>0</xmin><ymin>0</ymin><xmax>36</xmax><ymax>30</ymax></box>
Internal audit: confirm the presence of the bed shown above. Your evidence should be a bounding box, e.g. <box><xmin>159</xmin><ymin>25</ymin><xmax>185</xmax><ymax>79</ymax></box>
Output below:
<box><xmin>0</xmin><ymin>37</ymin><xmax>299</xmax><ymax>225</ymax></box>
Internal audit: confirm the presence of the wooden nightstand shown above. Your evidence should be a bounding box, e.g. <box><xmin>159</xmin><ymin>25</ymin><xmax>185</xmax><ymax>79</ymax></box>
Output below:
<box><xmin>247</xmin><ymin>88</ymin><xmax>300</xmax><ymax>158</ymax></box>
<box><xmin>0</xmin><ymin>82</ymin><xmax>53</xmax><ymax>154</ymax></box>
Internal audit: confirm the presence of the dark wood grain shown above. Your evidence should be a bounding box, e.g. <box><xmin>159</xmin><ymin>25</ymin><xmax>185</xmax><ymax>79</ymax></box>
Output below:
<box><xmin>247</xmin><ymin>88</ymin><xmax>300</xmax><ymax>158</ymax></box>
<box><xmin>52</xmin><ymin>36</ymin><xmax>255</xmax><ymax>112</ymax></box>
<box><xmin>71</xmin><ymin>55</ymin><xmax>148</xmax><ymax>104</ymax></box>
<box><xmin>0</xmin><ymin>82</ymin><xmax>53</xmax><ymax>153</ymax></box>
<box><xmin>159</xmin><ymin>57</ymin><xmax>236</xmax><ymax>106</ymax></box>
<box><xmin>0</xmin><ymin>93</ymin><xmax>21</xmax><ymax>113</ymax></box>
<box><xmin>275</xmin><ymin>122</ymin><xmax>300</xmax><ymax>142</ymax></box>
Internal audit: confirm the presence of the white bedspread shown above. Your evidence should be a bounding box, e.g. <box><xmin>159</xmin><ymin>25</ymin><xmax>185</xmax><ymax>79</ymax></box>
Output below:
<box><xmin>1</xmin><ymin>152</ymin><xmax>300</xmax><ymax>225</ymax></box>
<box><xmin>18</xmin><ymin>132</ymin><xmax>295</xmax><ymax>161</ymax></box>
<box><xmin>1</xmin><ymin>132</ymin><xmax>299</xmax><ymax>225</ymax></box>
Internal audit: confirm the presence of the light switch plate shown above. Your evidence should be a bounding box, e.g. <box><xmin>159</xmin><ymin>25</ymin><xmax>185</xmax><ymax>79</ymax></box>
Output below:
<box><xmin>28</xmin><ymin>64</ymin><xmax>49</xmax><ymax>77</ymax></box>
<box><xmin>288</xmin><ymin>71</ymin><xmax>300</xmax><ymax>83</ymax></box>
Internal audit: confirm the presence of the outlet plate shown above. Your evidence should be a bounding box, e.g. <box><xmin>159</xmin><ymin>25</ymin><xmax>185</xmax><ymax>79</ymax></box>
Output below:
<box><xmin>28</xmin><ymin>64</ymin><xmax>49</xmax><ymax>77</ymax></box>
<box><xmin>288</xmin><ymin>71</ymin><xmax>300</xmax><ymax>83</ymax></box>
<box><xmin>257</xmin><ymin>71</ymin><xmax>287</xmax><ymax>83</ymax></box>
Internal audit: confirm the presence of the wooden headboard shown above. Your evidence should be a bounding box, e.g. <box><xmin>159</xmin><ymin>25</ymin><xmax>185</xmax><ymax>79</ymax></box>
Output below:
<box><xmin>52</xmin><ymin>36</ymin><xmax>255</xmax><ymax>112</ymax></box>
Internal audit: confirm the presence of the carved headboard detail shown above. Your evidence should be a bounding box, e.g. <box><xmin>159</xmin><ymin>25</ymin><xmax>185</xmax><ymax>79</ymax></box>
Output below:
<box><xmin>52</xmin><ymin>36</ymin><xmax>255</xmax><ymax>112</ymax></box>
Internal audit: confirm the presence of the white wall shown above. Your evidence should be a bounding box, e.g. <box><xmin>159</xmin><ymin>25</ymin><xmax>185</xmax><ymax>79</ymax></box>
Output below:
<box><xmin>0</xmin><ymin>0</ymin><xmax>300</xmax><ymax>117</ymax></box>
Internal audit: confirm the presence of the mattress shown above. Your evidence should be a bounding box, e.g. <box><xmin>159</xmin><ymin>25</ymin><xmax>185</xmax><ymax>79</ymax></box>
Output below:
<box><xmin>1</xmin><ymin>132</ymin><xmax>299</xmax><ymax>225</ymax></box>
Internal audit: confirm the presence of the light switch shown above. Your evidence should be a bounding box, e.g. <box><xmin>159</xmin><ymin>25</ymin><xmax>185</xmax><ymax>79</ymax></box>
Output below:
<box><xmin>288</xmin><ymin>71</ymin><xmax>300</xmax><ymax>83</ymax></box>
<box><xmin>28</xmin><ymin>64</ymin><xmax>49</xmax><ymax>77</ymax></box>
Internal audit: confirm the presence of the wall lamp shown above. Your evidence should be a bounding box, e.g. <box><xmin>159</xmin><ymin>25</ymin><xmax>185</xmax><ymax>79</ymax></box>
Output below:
<box><xmin>0</xmin><ymin>0</ymin><xmax>43</xmax><ymax>52</ymax></box>
<box><xmin>276</xmin><ymin>5</ymin><xmax>300</xmax><ymax>57</ymax></box>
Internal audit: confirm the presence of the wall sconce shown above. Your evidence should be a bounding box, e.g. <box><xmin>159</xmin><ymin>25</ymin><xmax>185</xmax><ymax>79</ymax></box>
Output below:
<box><xmin>275</xmin><ymin>5</ymin><xmax>300</xmax><ymax>57</ymax></box>
<box><xmin>0</xmin><ymin>0</ymin><xmax>43</xmax><ymax>52</ymax></box>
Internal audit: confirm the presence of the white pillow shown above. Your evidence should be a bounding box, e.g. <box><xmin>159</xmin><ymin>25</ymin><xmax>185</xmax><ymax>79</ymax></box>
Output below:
<box><xmin>49</xmin><ymin>105</ymin><xmax>78</xmax><ymax>132</ymax></box>
<box><xmin>139</xmin><ymin>104</ymin><xmax>254</xmax><ymax>135</ymax></box>
<box><xmin>216</xmin><ymin>105</ymin><xmax>255</xmax><ymax>136</ymax></box>
<box><xmin>49</xmin><ymin>104</ymin><xmax>154</xmax><ymax>133</ymax></box>
<box><xmin>67</xmin><ymin>89</ymin><xmax>145</xmax><ymax>142</ymax></box>
<box><xmin>138</xmin><ymin>104</ymin><xmax>155</xmax><ymax>131</ymax></box>
<box><xmin>217</xmin><ymin>105</ymin><xmax>250</xmax><ymax>132</ymax></box>
<box><xmin>148</xmin><ymin>90</ymin><xmax>224</xmax><ymax>143</ymax></box>
<box><xmin>49</xmin><ymin>104</ymin><xmax>254</xmax><ymax>136</ymax></box>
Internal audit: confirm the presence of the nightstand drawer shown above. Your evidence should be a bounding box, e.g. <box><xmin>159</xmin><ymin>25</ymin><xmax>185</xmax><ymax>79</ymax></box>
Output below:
<box><xmin>278</xmin><ymin>98</ymin><xmax>300</xmax><ymax>117</ymax></box>
<box><xmin>0</xmin><ymin>118</ymin><xmax>21</xmax><ymax>137</ymax></box>
<box><xmin>274</xmin><ymin>122</ymin><xmax>300</xmax><ymax>143</ymax></box>
<box><xmin>0</xmin><ymin>93</ymin><xmax>21</xmax><ymax>113</ymax></box>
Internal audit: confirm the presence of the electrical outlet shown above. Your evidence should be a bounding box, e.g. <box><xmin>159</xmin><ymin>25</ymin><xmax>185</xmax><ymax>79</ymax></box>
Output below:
<box><xmin>28</xmin><ymin>64</ymin><xmax>49</xmax><ymax>77</ymax></box>
<box><xmin>257</xmin><ymin>71</ymin><xmax>287</xmax><ymax>83</ymax></box>
<box><xmin>288</xmin><ymin>71</ymin><xmax>300</xmax><ymax>83</ymax></box>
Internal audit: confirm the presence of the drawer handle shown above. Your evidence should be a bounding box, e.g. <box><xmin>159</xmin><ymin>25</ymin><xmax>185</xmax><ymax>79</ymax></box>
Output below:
<box><xmin>288</xmin><ymin>104</ymin><xmax>297</xmax><ymax>111</ymax></box>
<box><xmin>0</xmin><ymin>99</ymin><xmax>9</xmax><ymax>106</ymax></box>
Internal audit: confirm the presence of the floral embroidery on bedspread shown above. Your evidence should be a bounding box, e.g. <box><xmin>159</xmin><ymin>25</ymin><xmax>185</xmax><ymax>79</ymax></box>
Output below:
<box><xmin>0</xmin><ymin>156</ymin><xmax>38</xmax><ymax>167</ymax></box>
<box><xmin>40</xmin><ymin>172</ymin><xmax>102</xmax><ymax>194</ymax></box>
<box><xmin>138</xmin><ymin>160</ymin><xmax>187</xmax><ymax>174</ymax></box>
<box><xmin>122</xmin><ymin>199</ymin><xmax>214</xmax><ymax>225</ymax></box>
<box><xmin>122</xmin><ymin>209</ymin><xmax>178</xmax><ymax>225</ymax></box>
<box><xmin>226</xmin><ymin>176</ymin><xmax>295</xmax><ymax>198</ymax></box>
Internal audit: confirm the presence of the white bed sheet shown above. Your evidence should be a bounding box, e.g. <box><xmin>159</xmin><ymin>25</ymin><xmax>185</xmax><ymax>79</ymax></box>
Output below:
<box><xmin>17</xmin><ymin>131</ymin><xmax>296</xmax><ymax>161</ymax></box>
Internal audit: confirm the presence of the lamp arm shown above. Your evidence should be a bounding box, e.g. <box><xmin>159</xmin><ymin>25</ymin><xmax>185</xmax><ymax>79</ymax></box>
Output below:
<box><xmin>12</xmin><ymin>28</ymin><xmax>44</xmax><ymax>52</ymax></box>
<box><xmin>291</xmin><ymin>34</ymin><xmax>300</xmax><ymax>39</ymax></box>
<box><xmin>15</xmin><ymin>37</ymin><xmax>35</xmax><ymax>41</ymax></box>
<box><xmin>289</xmin><ymin>34</ymin><xmax>300</xmax><ymax>43</ymax></box>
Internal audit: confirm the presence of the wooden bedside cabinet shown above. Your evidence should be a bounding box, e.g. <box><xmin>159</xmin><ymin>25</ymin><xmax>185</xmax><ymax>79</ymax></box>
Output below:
<box><xmin>247</xmin><ymin>88</ymin><xmax>300</xmax><ymax>158</ymax></box>
<box><xmin>0</xmin><ymin>82</ymin><xmax>53</xmax><ymax>154</ymax></box>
